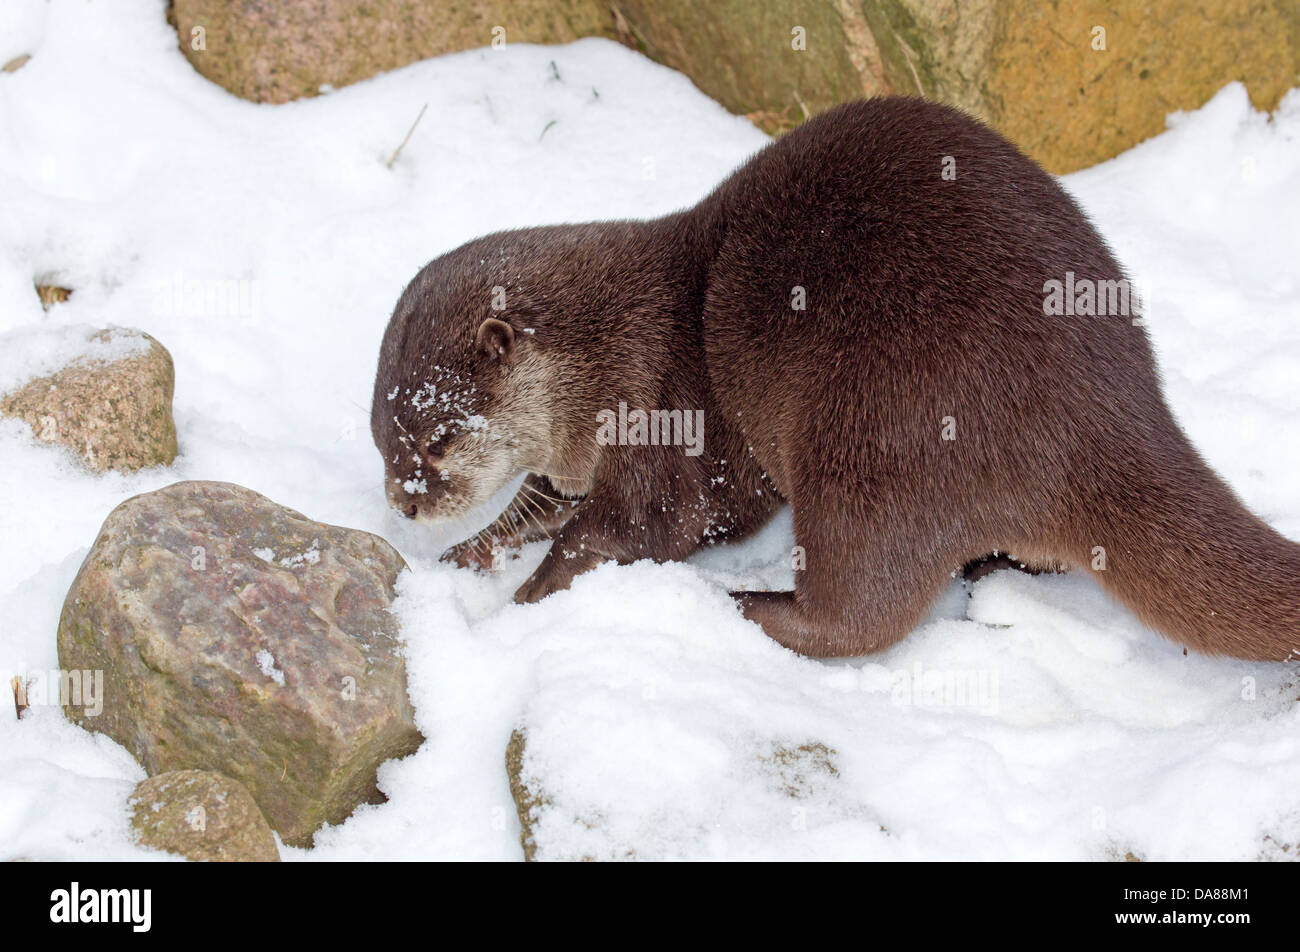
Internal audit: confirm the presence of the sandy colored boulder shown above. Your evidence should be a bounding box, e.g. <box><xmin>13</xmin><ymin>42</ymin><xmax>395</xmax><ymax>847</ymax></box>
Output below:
<box><xmin>620</xmin><ymin>0</ymin><xmax>1300</xmax><ymax>171</ymax></box>
<box><xmin>0</xmin><ymin>326</ymin><xmax>177</xmax><ymax>472</ymax></box>
<box><xmin>868</xmin><ymin>0</ymin><xmax>1300</xmax><ymax>173</ymax></box>
<box><xmin>58</xmin><ymin>481</ymin><xmax>423</xmax><ymax>847</ymax></box>
<box><xmin>614</xmin><ymin>0</ymin><xmax>892</xmax><ymax>131</ymax></box>
<box><xmin>171</xmin><ymin>0</ymin><xmax>620</xmax><ymax>104</ymax></box>
<box><xmin>129</xmin><ymin>770</ymin><xmax>280</xmax><ymax>862</ymax></box>
<box><xmin>169</xmin><ymin>1</ymin><xmax>1298</xmax><ymax>170</ymax></box>
<box><xmin>979</xmin><ymin>0</ymin><xmax>1300</xmax><ymax>172</ymax></box>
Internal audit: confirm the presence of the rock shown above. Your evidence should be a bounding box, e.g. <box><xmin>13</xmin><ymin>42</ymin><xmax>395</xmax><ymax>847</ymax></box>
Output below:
<box><xmin>0</xmin><ymin>326</ymin><xmax>178</xmax><ymax>473</ymax></box>
<box><xmin>901</xmin><ymin>0</ymin><xmax>1300</xmax><ymax>174</ymax></box>
<box><xmin>35</xmin><ymin>284</ymin><xmax>71</xmax><ymax>310</ymax></box>
<box><xmin>170</xmin><ymin>1</ymin><xmax>1298</xmax><ymax>173</ymax></box>
<box><xmin>171</xmin><ymin>0</ymin><xmax>621</xmax><ymax>105</ymax></box>
<box><xmin>129</xmin><ymin>770</ymin><xmax>280</xmax><ymax>862</ymax></box>
<box><xmin>620</xmin><ymin>0</ymin><xmax>1300</xmax><ymax>172</ymax></box>
<box><xmin>57</xmin><ymin>481</ymin><xmax>423</xmax><ymax>847</ymax></box>
<box><xmin>614</xmin><ymin>0</ymin><xmax>892</xmax><ymax>133</ymax></box>
<box><xmin>505</xmin><ymin>730</ymin><xmax>542</xmax><ymax>861</ymax></box>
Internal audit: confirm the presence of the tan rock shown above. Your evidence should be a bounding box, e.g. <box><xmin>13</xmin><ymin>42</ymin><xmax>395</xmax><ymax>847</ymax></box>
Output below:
<box><xmin>171</xmin><ymin>0</ymin><xmax>621</xmax><ymax>104</ymax></box>
<box><xmin>615</xmin><ymin>0</ymin><xmax>893</xmax><ymax>133</ymax></box>
<box><xmin>0</xmin><ymin>327</ymin><xmax>178</xmax><ymax>473</ymax></box>
<box><xmin>34</xmin><ymin>284</ymin><xmax>71</xmax><ymax>310</ymax></box>
<box><xmin>981</xmin><ymin>0</ymin><xmax>1300</xmax><ymax>173</ymax></box>
<box><xmin>58</xmin><ymin>481</ymin><xmax>424</xmax><ymax>847</ymax></box>
<box><xmin>625</xmin><ymin>0</ymin><xmax>1300</xmax><ymax>170</ymax></box>
<box><xmin>129</xmin><ymin>770</ymin><xmax>280</xmax><ymax>862</ymax></box>
<box><xmin>505</xmin><ymin>729</ymin><xmax>541</xmax><ymax>861</ymax></box>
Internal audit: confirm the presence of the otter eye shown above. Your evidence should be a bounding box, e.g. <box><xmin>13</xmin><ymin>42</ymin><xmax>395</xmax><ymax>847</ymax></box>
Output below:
<box><xmin>426</xmin><ymin>440</ymin><xmax>445</xmax><ymax>460</ymax></box>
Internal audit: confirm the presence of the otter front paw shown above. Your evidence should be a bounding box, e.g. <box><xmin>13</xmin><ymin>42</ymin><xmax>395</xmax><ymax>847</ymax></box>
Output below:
<box><xmin>513</xmin><ymin>560</ymin><xmax>577</xmax><ymax>604</ymax></box>
<box><xmin>441</xmin><ymin>538</ymin><xmax>500</xmax><ymax>571</ymax></box>
<box><xmin>514</xmin><ymin>542</ymin><xmax>609</xmax><ymax>603</ymax></box>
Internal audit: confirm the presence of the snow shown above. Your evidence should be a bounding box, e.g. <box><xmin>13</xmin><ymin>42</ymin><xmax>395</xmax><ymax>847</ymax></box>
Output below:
<box><xmin>1</xmin><ymin>0</ymin><xmax>1298</xmax><ymax>861</ymax></box>
<box><xmin>0</xmin><ymin>324</ymin><xmax>150</xmax><ymax>395</ymax></box>
<box><xmin>254</xmin><ymin>649</ymin><xmax>286</xmax><ymax>687</ymax></box>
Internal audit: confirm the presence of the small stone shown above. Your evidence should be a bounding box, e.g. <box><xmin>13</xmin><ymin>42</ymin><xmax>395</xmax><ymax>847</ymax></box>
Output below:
<box><xmin>35</xmin><ymin>284</ymin><xmax>71</xmax><ymax>310</ymax></box>
<box><xmin>505</xmin><ymin>730</ymin><xmax>541</xmax><ymax>862</ymax></box>
<box><xmin>129</xmin><ymin>770</ymin><xmax>280</xmax><ymax>862</ymax></box>
<box><xmin>0</xmin><ymin>326</ymin><xmax>178</xmax><ymax>472</ymax></box>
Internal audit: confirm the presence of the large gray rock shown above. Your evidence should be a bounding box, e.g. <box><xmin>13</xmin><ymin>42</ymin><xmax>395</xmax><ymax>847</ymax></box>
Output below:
<box><xmin>129</xmin><ymin>770</ymin><xmax>280</xmax><ymax>862</ymax></box>
<box><xmin>58</xmin><ymin>481</ymin><xmax>423</xmax><ymax>847</ymax></box>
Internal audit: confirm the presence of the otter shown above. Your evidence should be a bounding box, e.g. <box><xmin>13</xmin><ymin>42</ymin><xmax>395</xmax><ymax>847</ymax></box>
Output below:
<box><xmin>371</xmin><ymin>96</ymin><xmax>1300</xmax><ymax>662</ymax></box>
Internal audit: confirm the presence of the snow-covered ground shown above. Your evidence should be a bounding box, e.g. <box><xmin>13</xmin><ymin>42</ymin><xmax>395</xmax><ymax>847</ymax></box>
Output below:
<box><xmin>1</xmin><ymin>1</ymin><xmax>1298</xmax><ymax>861</ymax></box>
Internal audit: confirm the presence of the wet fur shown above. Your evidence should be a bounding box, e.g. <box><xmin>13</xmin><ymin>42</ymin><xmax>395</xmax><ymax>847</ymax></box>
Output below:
<box><xmin>373</xmin><ymin>97</ymin><xmax>1300</xmax><ymax>662</ymax></box>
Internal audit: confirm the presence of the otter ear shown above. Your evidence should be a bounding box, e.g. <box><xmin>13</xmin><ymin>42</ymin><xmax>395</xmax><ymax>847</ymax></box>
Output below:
<box><xmin>475</xmin><ymin>317</ymin><xmax>516</xmax><ymax>363</ymax></box>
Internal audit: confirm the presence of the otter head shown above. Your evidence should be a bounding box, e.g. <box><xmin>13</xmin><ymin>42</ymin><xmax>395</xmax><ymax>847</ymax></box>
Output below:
<box><xmin>372</xmin><ymin>250</ymin><xmax>552</xmax><ymax>525</ymax></box>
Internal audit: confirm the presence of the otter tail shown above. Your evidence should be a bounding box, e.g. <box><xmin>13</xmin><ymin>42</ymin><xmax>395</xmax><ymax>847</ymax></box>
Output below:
<box><xmin>1077</xmin><ymin>431</ymin><xmax>1300</xmax><ymax>662</ymax></box>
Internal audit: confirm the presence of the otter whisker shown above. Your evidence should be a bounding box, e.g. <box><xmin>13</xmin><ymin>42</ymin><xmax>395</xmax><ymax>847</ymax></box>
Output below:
<box><xmin>518</xmin><ymin>484</ymin><xmax>556</xmax><ymax>515</ymax></box>
<box><xmin>524</xmin><ymin>471</ymin><xmax>587</xmax><ymax>499</ymax></box>
<box><xmin>520</xmin><ymin>481</ymin><xmax>570</xmax><ymax>508</ymax></box>
<box><xmin>513</xmin><ymin>496</ymin><xmax>551</xmax><ymax>538</ymax></box>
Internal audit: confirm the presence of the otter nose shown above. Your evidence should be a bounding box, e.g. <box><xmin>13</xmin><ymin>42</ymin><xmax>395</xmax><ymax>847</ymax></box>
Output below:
<box><xmin>390</xmin><ymin>473</ymin><xmax>442</xmax><ymax>518</ymax></box>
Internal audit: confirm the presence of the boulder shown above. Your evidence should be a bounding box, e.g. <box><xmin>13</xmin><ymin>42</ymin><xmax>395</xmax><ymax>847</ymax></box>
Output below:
<box><xmin>170</xmin><ymin>0</ymin><xmax>621</xmax><ymax>104</ymax></box>
<box><xmin>169</xmin><ymin>1</ymin><xmax>1300</xmax><ymax>172</ymax></box>
<box><xmin>614</xmin><ymin>0</ymin><xmax>890</xmax><ymax>133</ymax></box>
<box><xmin>942</xmin><ymin>0</ymin><xmax>1300</xmax><ymax>173</ymax></box>
<box><xmin>0</xmin><ymin>326</ymin><xmax>178</xmax><ymax>472</ymax></box>
<box><xmin>58</xmin><ymin>480</ymin><xmax>423</xmax><ymax>847</ymax></box>
<box><xmin>618</xmin><ymin>0</ymin><xmax>1300</xmax><ymax>172</ymax></box>
<box><xmin>129</xmin><ymin>770</ymin><xmax>280</xmax><ymax>862</ymax></box>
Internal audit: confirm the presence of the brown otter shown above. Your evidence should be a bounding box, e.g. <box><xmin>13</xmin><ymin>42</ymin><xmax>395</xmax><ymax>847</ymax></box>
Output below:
<box><xmin>371</xmin><ymin>96</ymin><xmax>1300</xmax><ymax>662</ymax></box>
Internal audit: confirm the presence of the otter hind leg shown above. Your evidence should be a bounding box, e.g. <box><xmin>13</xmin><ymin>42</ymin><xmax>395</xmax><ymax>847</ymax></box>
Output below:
<box><xmin>731</xmin><ymin>504</ymin><xmax>955</xmax><ymax>658</ymax></box>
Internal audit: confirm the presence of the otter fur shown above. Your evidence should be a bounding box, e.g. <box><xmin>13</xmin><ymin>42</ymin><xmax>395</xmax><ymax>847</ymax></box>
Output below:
<box><xmin>371</xmin><ymin>97</ymin><xmax>1300</xmax><ymax>662</ymax></box>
